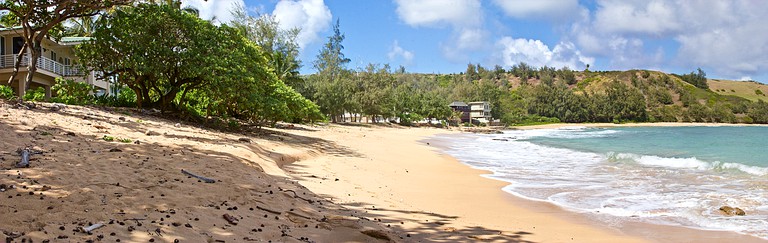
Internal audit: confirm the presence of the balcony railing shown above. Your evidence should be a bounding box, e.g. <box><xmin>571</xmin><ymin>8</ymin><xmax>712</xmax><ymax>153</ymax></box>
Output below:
<box><xmin>0</xmin><ymin>54</ymin><xmax>83</xmax><ymax>77</ymax></box>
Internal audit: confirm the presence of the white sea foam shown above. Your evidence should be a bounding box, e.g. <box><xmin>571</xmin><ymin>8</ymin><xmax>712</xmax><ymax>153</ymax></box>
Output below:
<box><xmin>607</xmin><ymin>152</ymin><xmax>768</xmax><ymax>176</ymax></box>
<box><xmin>437</xmin><ymin>130</ymin><xmax>768</xmax><ymax>239</ymax></box>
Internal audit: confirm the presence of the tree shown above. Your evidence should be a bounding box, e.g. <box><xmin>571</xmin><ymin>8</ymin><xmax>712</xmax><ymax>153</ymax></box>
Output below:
<box><xmin>77</xmin><ymin>4</ymin><xmax>224</xmax><ymax>110</ymax></box>
<box><xmin>230</xmin><ymin>5</ymin><xmax>302</xmax><ymax>88</ymax></box>
<box><xmin>680</xmin><ymin>68</ymin><xmax>708</xmax><ymax>89</ymax></box>
<box><xmin>465</xmin><ymin>63</ymin><xmax>478</xmax><ymax>82</ymax></box>
<box><xmin>0</xmin><ymin>0</ymin><xmax>132</xmax><ymax>98</ymax></box>
<box><xmin>312</xmin><ymin>19</ymin><xmax>350</xmax><ymax>122</ymax></box>
<box><xmin>64</xmin><ymin>16</ymin><xmax>97</xmax><ymax>36</ymax></box>
<box><xmin>356</xmin><ymin>64</ymin><xmax>395</xmax><ymax>122</ymax></box>
<box><xmin>79</xmin><ymin>4</ymin><xmax>320</xmax><ymax>125</ymax></box>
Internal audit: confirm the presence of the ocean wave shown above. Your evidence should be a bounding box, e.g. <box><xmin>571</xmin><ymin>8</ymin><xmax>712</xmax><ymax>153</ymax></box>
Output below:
<box><xmin>506</xmin><ymin>127</ymin><xmax>621</xmax><ymax>140</ymax></box>
<box><xmin>607</xmin><ymin>152</ymin><xmax>768</xmax><ymax>176</ymax></box>
<box><xmin>439</xmin><ymin>130</ymin><xmax>768</xmax><ymax>239</ymax></box>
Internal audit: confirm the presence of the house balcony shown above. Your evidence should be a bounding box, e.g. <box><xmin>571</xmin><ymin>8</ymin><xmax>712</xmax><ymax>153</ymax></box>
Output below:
<box><xmin>0</xmin><ymin>54</ymin><xmax>84</xmax><ymax>77</ymax></box>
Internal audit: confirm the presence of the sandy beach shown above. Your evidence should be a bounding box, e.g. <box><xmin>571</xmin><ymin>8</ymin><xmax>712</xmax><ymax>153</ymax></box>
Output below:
<box><xmin>285</xmin><ymin>124</ymin><xmax>767</xmax><ymax>242</ymax></box>
<box><xmin>1</xmin><ymin>102</ymin><xmax>766</xmax><ymax>242</ymax></box>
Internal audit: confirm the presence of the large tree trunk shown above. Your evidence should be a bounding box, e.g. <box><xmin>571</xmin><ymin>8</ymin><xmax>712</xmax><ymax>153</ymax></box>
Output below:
<box><xmin>6</xmin><ymin>45</ymin><xmax>27</xmax><ymax>86</ymax></box>
<box><xmin>22</xmin><ymin>39</ymin><xmax>44</xmax><ymax>100</ymax></box>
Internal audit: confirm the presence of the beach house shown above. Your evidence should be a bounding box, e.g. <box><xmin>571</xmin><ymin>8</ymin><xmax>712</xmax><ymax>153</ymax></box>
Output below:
<box><xmin>449</xmin><ymin>101</ymin><xmax>471</xmax><ymax>123</ymax></box>
<box><xmin>0</xmin><ymin>26</ymin><xmax>108</xmax><ymax>98</ymax></box>
<box><xmin>468</xmin><ymin>101</ymin><xmax>492</xmax><ymax>124</ymax></box>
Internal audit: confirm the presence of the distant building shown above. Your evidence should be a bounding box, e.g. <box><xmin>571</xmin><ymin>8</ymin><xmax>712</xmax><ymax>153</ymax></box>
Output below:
<box><xmin>468</xmin><ymin>101</ymin><xmax>491</xmax><ymax>123</ymax></box>
<box><xmin>448</xmin><ymin>101</ymin><xmax>470</xmax><ymax>123</ymax></box>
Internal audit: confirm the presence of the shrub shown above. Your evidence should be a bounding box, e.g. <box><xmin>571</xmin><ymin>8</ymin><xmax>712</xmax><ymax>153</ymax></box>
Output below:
<box><xmin>51</xmin><ymin>78</ymin><xmax>96</xmax><ymax>105</ymax></box>
<box><xmin>397</xmin><ymin>113</ymin><xmax>423</xmax><ymax>126</ymax></box>
<box><xmin>0</xmin><ymin>85</ymin><xmax>14</xmax><ymax>99</ymax></box>
<box><xmin>641</xmin><ymin>71</ymin><xmax>650</xmax><ymax>79</ymax></box>
<box><xmin>93</xmin><ymin>87</ymin><xmax>137</xmax><ymax>107</ymax></box>
<box><xmin>23</xmin><ymin>87</ymin><xmax>46</xmax><ymax>101</ymax></box>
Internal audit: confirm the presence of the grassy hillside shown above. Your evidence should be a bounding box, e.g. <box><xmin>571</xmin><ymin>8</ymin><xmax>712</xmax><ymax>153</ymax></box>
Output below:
<box><xmin>445</xmin><ymin>67</ymin><xmax>768</xmax><ymax>124</ymax></box>
<box><xmin>709</xmin><ymin>79</ymin><xmax>768</xmax><ymax>102</ymax></box>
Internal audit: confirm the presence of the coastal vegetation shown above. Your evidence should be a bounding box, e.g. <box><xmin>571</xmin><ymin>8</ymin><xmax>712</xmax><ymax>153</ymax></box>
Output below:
<box><xmin>2</xmin><ymin>1</ymin><xmax>768</xmax><ymax>127</ymax></box>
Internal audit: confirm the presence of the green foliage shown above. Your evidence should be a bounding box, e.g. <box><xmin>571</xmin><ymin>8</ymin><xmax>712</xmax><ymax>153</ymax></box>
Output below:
<box><xmin>77</xmin><ymin>3</ymin><xmax>320</xmax><ymax>126</ymax></box>
<box><xmin>230</xmin><ymin>5</ymin><xmax>303</xmax><ymax>89</ymax></box>
<box><xmin>641</xmin><ymin>71</ymin><xmax>651</xmax><ymax>79</ymax></box>
<box><xmin>558</xmin><ymin>67</ymin><xmax>577</xmax><ymax>85</ymax></box>
<box><xmin>648</xmin><ymin>106</ymin><xmax>681</xmax><ymax>122</ymax></box>
<box><xmin>755</xmin><ymin>89</ymin><xmax>764</xmax><ymax>96</ymax></box>
<box><xmin>576</xmin><ymin>76</ymin><xmax>597</xmax><ymax>90</ymax></box>
<box><xmin>78</xmin><ymin>4</ymin><xmax>226</xmax><ymax>110</ymax></box>
<box><xmin>397</xmin><ymin>112</ymin><xmax>423</xmax><ymax>126</ymax></box>
<box><xmin>679</xmin><ymin>68</ymin><xmax>708</xmax><ymax>89</ymax></box>
<box><xmin>102</xmin><ymin>135</ymin><xmax>114</xmax><ymax>142</ymax></box>
<box><xmin>527</xmin><ymin>83</ymin><xmax>588</xmax><ymax>123</ymax></box>
<box><xmin>51</xmin><ymin>78</ymin><xmax>96</xmax><ymax>105</ymax></box>
<box><xmin>22</xmin><ymin>87</ymin><xmax>45</xmax><ymax>101</ymax></box>
<box><xmin>0</xmin><ymin>85</ymin><xmax>14</xmax><ymax>99</ymax></box>
<box><xmin>748</xmin><ymin>100</ymin><xmax>768</xmax><ymax>123</ymax></box>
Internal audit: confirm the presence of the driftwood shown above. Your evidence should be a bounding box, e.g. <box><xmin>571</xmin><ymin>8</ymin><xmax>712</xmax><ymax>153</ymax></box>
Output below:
<box><xmin>181</xmin><ymin>169</ymin><xmax>215</xmax><ymax>183</ymax></box>
<box><xmin>283</xmin><ymin>189</ymin><xmax>315</xmax><ymax>203</ymax></box>
<box><xmin>81</xmin><ymin>223</ymin><xmax>104</xmax><ymax>233</ymax></box>
<box><xmin>16</xmin><ymin>148</ymin><xmax>30</xmax><ymax>168</ymax></box>
<box><xmin>223</xmin><ymin>214</ymin><xmax>238</xmax><ymax>225</ymax></box>
<box><xmin>256</xmin><ymin>205</ymin><xmax>281</xmax><ymax>215</ymax></box>
<box><xmin>15</xmin><ymin>148</ymin><xmax>43</xmax><ymax>168</ymax></box>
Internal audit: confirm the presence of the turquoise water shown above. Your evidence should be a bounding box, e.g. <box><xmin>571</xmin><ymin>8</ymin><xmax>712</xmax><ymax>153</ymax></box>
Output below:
<box><xmin>526</xmin><ymin>126</ymin><xmax>768</xmax><ymax>169</ymax></box>
<box><xmin>439</xmin><ymin>126</ymin><xmax>768</xmax><ymax>239</ymax></box>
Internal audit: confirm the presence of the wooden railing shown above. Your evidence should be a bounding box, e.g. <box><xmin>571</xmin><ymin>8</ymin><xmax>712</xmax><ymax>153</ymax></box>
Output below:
<box><xmin>0</xmin><ymin>54</ymin><xmax>83</xmax><ymax>77</ymax></box>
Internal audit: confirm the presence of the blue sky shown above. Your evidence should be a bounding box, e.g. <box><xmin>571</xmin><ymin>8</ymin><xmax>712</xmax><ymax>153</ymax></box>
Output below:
<box><xmin>184</xmin><ymin>0</ymin><xmax>768</xmax><ymax>83</ymax></box>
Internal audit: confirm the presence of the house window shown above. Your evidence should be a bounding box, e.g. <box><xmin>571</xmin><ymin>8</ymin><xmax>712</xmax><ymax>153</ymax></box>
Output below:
<box><xmin>12</xmin><ymin>37</ymin><xmax>24</xmax><ymax>54</ymax></box>
<box><xmin>1</xmin><ymin>37</ymin><xmax>5</xmax><ymax>55</ymax></box>
<box><xmin>64</xmin><ymin>58</ymin><xmax>70</xmax><ymax>65</ymax></box>
<box><xmin>51</xmin><ymin>51</ymin><xmax>57</xmax><ymax>61</ymax></box>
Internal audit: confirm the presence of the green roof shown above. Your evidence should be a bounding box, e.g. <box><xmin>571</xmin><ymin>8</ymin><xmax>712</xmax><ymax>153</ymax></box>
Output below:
<box><xmin>60</xmin><ymin>37</ymin><xmax>92</xmax><ymax>43</ymax></box>
<box><xmin>0</xmin><ymin>26</ymin><xmax>23</xmax><ymax>31</ymax></box>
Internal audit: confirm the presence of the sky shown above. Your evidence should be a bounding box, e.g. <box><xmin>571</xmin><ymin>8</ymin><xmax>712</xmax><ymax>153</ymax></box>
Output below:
<box><xmin>183</xmin><ymin>0</ymin><xmax>768</xmax><ymax>83</ymax></box>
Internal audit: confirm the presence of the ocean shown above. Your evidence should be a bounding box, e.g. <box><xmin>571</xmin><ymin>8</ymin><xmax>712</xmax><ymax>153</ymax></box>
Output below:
<box><xmin>438</xmin><ymin>126</ymin><xmax>768</xmax><ymax>239</ymax></box>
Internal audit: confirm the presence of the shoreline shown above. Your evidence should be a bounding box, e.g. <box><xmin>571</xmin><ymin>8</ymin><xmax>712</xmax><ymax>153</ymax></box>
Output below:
<box><xmin>428</xmin><ymin>132</ymin><xmax>767</xmax><ymax>242</ymax></box>
<box><xmin>509</xmin><ymin>122</ymin><xmax>768</xmax><ymax>130</ymax></box>
<box><xmin>285</xmin><ymin>124</ymin><xmax>767</xmax><ymax>242</ymax></box>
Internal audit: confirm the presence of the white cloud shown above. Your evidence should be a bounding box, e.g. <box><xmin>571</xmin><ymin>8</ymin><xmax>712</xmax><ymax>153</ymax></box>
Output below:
<box><xmin>566</xmin><ymin>0</ymin><xmax>768</xmax><ymax>78</ymax></box>
<box><xmin>182</xmin><ymin>0</ymin><xmax>244</xmax><ymax>23</ymax></box>
<box><xmin>394</xmin><ymin>0</ymin><xmax>481</xmax><ymax>28</ymax></box>
<box><xmin>492</xmin><ymin>0</ymin><xmax>582</xmax><ymax>21</ymax></box>
<box><xmin>394</xmin><ymin>0</ymin><xmax>486</xmax><ymax>60</ymax></box>
<box><xmin>676</xmin><ymin>22</ymin><xmax>768</xmax><ymax>78</ymax></box>
<box><xmin>496</xmin><ymin>37</ymin><xmax>593</xmax><ymax>69</ymax></box>
<box><xmin>272</xmin><ymin>0</ymin><xmax>332</xmax><ymax>49</ymax></box>
<box><xmin>387</xmin><ymin>40</ymin><xmax>414</xmax><ymax>65</ymax></box>
<box><xmin>593</xmin><ymin>0</ymin><xmax>681</xmax><ymax>35</ymax></box>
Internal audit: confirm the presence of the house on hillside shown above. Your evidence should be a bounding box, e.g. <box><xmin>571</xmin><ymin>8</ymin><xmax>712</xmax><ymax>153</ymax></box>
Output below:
<box><xmin>0</xmin><ymin>26</ymin><xmax>108</xmax><ymax>98</ymax></box>
<box><xmin>449</xmin><ymin>101</ymin><xmax>470</xmax><ymax>123</ymax></box>
<box><xmin>468</xmin><ymin>101</ymin><xmax>492</xmax><ymax>124</ymax></box>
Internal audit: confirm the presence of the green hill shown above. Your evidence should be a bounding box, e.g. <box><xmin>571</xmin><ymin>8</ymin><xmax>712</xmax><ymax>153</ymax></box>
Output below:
<box><xmin>709</xmin><ymin>79</ymin><xmax>768</xmax><ymax>102</ymax></box>
<box><xmin>299</xmin><ymin>65</ymin><xmax>768</xmax><ymax>125</ymax></box>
